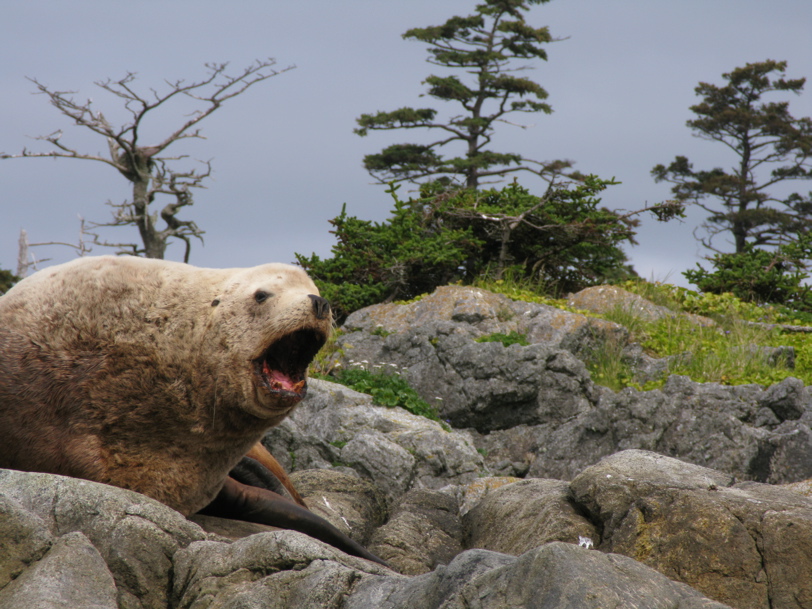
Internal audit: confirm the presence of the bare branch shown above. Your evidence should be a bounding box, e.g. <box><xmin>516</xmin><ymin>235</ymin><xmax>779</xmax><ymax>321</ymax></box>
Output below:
<box><xmin>3</xmin><ymin>59</ymin><xmax>291</xmax><ymax>261</ymax></box>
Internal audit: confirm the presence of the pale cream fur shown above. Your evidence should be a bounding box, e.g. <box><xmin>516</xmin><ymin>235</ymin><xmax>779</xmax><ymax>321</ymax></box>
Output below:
<box><xmin>0</xmin><ymin>255</ymin><xmax>331</xmax><ymax>515</ymax></box>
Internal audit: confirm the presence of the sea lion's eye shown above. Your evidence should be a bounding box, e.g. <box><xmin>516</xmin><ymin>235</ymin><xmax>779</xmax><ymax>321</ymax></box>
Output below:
<box><xmin>254</xmin><ymin>290</ymin><xmax>271</xmax><ymax>303</ymax></box>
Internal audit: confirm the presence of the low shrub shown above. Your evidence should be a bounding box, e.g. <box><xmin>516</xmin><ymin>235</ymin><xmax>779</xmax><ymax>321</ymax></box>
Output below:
<box><xmin>329</xmin><ymin>366</ymin><xmax>445</xmax><ymax>426</ymax></box>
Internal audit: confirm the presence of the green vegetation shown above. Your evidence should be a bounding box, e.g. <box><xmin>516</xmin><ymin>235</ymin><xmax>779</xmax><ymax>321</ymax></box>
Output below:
<box><xmin>422</xmin><ymin>271</ymin><xmax>812</xmax><ymax>391</ymax></box>
<box><xmin>653</xmin><ymin>60</ymin><xmax>812</xmax><ymax>256</ymax></box>
<box><xmin>355</xmin><ymin>0</ymin><xmax>559</xmax><ymax>189</ymax></box>
<box><xmin>476</xmin><ymin>331</ymin><xmax>530</xmax><ymax>347</ymax></box>
<box><xmin>593</xmin><ymin>280</ymin><xmax>810</xmax><ymax>390</ymax></box>
<box><xmin>619</xmin><ymin>280</ymin><xmax>780</xmax><ymax>322</ymax></box>
<box><xmin>297</xmin><ymin>178</ymin><xmax>680</xmax><ymax>321</ymax></box>
<box><xmin>0</xmin><ymin>267</ymin><xmax>19</xmax><ymax>295</ymax></box>
<box><xmin>328</xmin><ymin>366</ymin><xmax>446</xmax><ymax>426</ymax></box>
<box><xmin>583</xmin><ymin>332</ymin><xmax>635</xmax><ymax>392</ymax></box>
<box><xmin>653</xmin><ymin>60</ymin><xmax>812</xmax><ymax>312</ymax></box>
<box><xmin>682</xmin><ymin>237</ymin><xmax>812</xmax><ymax>312</ymax></box>
<box><xmin>309</xmin><ymin>329</ymin><xmax>346</xmax><ymax>377</ymax></box>
<box><xmin>296</xmin><ymin>184</ymin><xmax>479</xmax><ymax>322</ymax></box>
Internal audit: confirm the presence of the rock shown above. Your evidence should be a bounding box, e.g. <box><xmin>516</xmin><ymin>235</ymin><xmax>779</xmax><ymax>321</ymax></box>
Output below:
<box><xmin>458</xmin><ymin>477</ymin><xmax>524</xmax><ymax>516</ymax></box>
<box><xmin>262</xmin><ymin>418</ymin><xmax>341</xmax><ymax>473</ymax></box>
<box><xmin>337</xmin><ymin>326</ymin><xmax>599</xmax><ymax>432</ymax></box>
<box><xmin>171</xmin><ymin>530</ymin><xmax>393</xmax><ymax>609</ymax></box>
<box><xmin>329</xmin><ymin>286</ymin><xmax>812</xmax><ymax>485</ymax></box>
<box><xmin>350</xmin><ymin>543</ymin><xmax>731</xmax><ymax>609</ymax></box>
<box><xmin>571</xmin><ymin>449</ymin><xmax>812</xmax><ymax>609</ymax></box>
<box><xmin>368</xmin><ymin>488</ymin><xmax>463</xmax><ymax>575</ymax></box>
<box><xmin>290</xmin><ymin>468</ymin><xmax>388</xmax><ymax>545</ymax></box>
<box><xmin>335</xmin><ymin>285</ymin><xmax>623</xmax><ymax>431</ymax></box>
<box><xmin>0</xmin><ymin>494</ymin><xmax>53</xmax><ymax>589</ymax></box>
<box><xmin>442</xmin><ymin>542</ymin><xmax>732</xmax><ymax>609</ymax></box>
<box><xmin>0</xmin><ymin>469</ymin><xmax>207</xmax><ymax>609</ymax></box>
<box><xmin>568</xmin><ymin>284</ymin><xmax>716</xmax><ymax>328</ymax></box>
<box><xmin>346</xmin><ymin>549</ymin><xmax>517</xmax><ymax>609</ymax></box>
<box><xmin>335</xmin><ymin>286</ymin><xmax>812</xmax><ymax>487</ymax></box>
<box><xmin>620</xmin><ymin>342</ymin><xmax>679</xmax><ymax>384</ymax></box>
<box><xmin>462</xmin><ymin>478</ymin><xmax>598</xmax><ymax>556</ymax></box>
<box><xmin>760</xmin><ymin>376</ymin><xmax>807</xmax><ymax>421</ymax></box>
<box><xmin>343</xmin><ymin>285</ymin><xmax>626</xmax><ymax>350</ymax></box>
<box><xmin>750</xmin><ymin>420</ymin><xmax>812</xmax><ymax>483</ymax></box>
<box><xmin>272</xmin><ymin>379</ymin><xmax>486</xmax><ymax>505</ymax></box>
<box><xmin>340</xmin><ymin>433</ymin><xmax>417</xmax><ymax>502</ymax></box>
<box><xmin>0</xmin><ymin>453</ymin><xmax>794</xmax><ymax>609</ymax></box>
<box><xmin>469</xmin><ymin>373</ymin><xmax>812</xmax><ymax>485</ymax></box>
<box><xmin>0</xmin><ymin>531</ymin><xmax>118</xmax><ymax>609</ymax></box>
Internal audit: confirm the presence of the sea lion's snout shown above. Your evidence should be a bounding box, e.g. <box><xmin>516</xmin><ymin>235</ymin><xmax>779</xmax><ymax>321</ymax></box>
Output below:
<box><xmin>308</xmin><ymin>294</ymin><xmax>331</xmax><ymax>320</ymax></box>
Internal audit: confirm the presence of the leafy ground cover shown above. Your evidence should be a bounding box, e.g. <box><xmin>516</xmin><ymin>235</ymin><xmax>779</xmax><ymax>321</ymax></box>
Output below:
<box><xmin>476</xmin><ymin>275</ymin><xmax>812</xmax><ymax>391</ymax></box>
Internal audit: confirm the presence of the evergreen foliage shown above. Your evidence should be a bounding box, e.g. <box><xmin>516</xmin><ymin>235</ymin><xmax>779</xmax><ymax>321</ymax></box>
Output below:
<box><xmin>295</xmin><ymin>184</ymin><xmax>480</xmax><ymax>321</ymax></box>
<box><xmin>652</xmin><ymin>60</ymin><xmax>812</xmax><ymax>254</ymax></box>
<box><xmin>296</xmin><ymin>177</ymin><xmax>654</xmax><ymax>321</ymax></box>
<box><xmin>355</xmin><ymin>0</ymin><xmax>565</xmax><ymax>189</ymax></box>
<box><xmin>0</xmin><ymin>268</ymin><xmax>19</xmax><ymax>295</ymax></box>
<box><xmin>683</xmin><ymin>236</ymin><xmax>812</xmax><ymax>310</ymax></box>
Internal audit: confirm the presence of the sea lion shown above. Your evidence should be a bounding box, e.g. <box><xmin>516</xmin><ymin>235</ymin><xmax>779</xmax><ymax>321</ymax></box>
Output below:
<box><xmin>0</xmin><ymin>255</ymin><xmax>384</xmax><ymax>564</ymax></box>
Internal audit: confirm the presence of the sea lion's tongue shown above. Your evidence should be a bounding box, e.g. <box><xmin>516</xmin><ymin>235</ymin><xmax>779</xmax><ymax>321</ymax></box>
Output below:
<box><xmin>268</xmin><ymin>368</ymin><xmax>304</xmax><ymax>393</ymax></box>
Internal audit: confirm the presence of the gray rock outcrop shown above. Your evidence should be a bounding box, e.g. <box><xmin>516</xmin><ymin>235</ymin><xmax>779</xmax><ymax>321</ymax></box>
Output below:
<box><xmin>4</xmin><ymin>451</ymin><xmax>776</xmax><ymax>609</ymax></box>
<box><xmin>332</xmin><ymin>285</ymin><xmax>812</xmax><ymax>485</ymax></box>
<box><xmin>5</xmin><ymin>283</ymin><xmax>812</xmax><ymax>609</ymax></box>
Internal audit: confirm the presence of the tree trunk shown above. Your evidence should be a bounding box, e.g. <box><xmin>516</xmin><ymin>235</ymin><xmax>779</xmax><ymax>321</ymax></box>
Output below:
<box><xmin>130</xmin><ymin>151</ymin><xmax>166</xmax><ymax>259</ymax></box>
<box><xmin>496</xmin><ymin>221</ymin><xmax>513</xmax><ymax>279</ymax></box>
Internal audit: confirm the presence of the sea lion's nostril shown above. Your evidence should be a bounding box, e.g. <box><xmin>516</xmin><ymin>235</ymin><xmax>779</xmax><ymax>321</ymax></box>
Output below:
<box><xmin>308</xmin><ymin>294</ymin><xmax>331</xmax><ymax>320</ymax></box>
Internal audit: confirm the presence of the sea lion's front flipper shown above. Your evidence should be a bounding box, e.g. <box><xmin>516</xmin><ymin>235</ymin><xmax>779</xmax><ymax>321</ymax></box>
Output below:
<box><xmin>200</xmin><ymin>477</ymin><xmax>389</xmax><ymax>567</ymax></box>
<box><xmin>243</xmin><ymin>443</ymin><xmax>307</xmax><ymax>507</ymax></box>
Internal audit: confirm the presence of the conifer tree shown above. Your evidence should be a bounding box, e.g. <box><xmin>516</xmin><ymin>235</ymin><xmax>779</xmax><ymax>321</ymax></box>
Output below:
<box><xmin>355</xmin><ymin>0</ymin><xmax>565</xmax><ymax>189</ymax></box>
<box><xmin>653</xmin><ymin>60</ymin><xmax>812</xmax><ymax>254</ymax></box>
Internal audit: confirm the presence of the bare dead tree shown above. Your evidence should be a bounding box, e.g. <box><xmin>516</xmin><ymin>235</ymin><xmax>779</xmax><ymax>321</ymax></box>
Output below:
<box><xmin>2</xmin><ymin>59</ymin><xmax>292</xmax><ymax>261</ymax></box>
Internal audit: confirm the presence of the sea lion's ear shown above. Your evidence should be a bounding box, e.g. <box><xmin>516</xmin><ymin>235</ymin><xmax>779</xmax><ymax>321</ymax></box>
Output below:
<box><xmin>211</xmin><ymin>298</ymin><xmax>221</xmax><ymax>307</ymax></box>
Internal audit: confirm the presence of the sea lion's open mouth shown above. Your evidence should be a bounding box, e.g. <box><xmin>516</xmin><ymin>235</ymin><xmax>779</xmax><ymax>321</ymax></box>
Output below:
<box><xmin>253</xmin><ymin>328</ymin><xmax>327</xmax><ymax>401</ymax></box>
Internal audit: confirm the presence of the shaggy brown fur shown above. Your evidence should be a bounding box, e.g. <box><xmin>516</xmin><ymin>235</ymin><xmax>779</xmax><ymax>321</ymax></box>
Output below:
<box><xmin>0</xmin><ymin>255</ymin><xmax>331</xmax><ymax>516</ymax></box>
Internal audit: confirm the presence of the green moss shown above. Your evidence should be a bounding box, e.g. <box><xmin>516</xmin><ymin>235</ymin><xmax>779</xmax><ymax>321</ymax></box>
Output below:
<box><xmin>476</xmin><ymin>331</ymin><xmax>530</xmax><ymax>347</ymax></box>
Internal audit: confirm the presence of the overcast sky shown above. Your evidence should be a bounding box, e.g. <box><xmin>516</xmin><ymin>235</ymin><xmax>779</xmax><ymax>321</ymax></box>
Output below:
<box><xmin>2</xmin><ymin>1</ymin><xmax>811</xmax><ymax>288</ymax></box>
